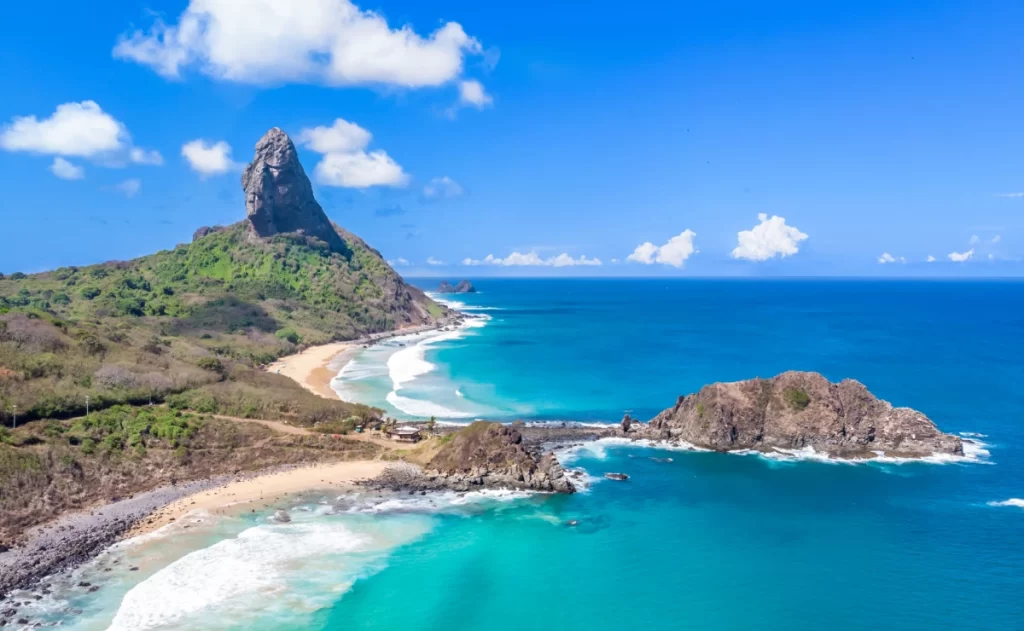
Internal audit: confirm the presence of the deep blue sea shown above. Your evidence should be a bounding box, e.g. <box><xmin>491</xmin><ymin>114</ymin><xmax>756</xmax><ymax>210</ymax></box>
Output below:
<box><xmin>30</xmin><ymin>280</ymin><xmax>1024</xmax><ymax>630</ymax></box>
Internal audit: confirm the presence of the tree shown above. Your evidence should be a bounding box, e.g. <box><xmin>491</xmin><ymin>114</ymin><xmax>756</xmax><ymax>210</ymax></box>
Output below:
<box><xmin>426</xmin><ymin>416</ymin><xmax>436</xmax><ymax>434</ymax></box>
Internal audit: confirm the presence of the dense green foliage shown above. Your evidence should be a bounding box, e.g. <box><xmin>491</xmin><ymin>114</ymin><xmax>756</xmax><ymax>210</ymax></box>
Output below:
<box><xmin>0</xmin><ymin>222</ymin><xmax>436</xmax><ymax>425</ymax></box>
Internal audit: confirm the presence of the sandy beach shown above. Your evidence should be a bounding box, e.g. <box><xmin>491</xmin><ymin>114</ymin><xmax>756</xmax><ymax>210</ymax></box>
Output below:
<box><xmin>265</xmin><ymin>323</ymin><xmax>451</xmax><ymax>401</ymax></box>
<box><xmin>130</xmin><ymin>460</ymin><xmax>390</xmax><ymax>537</ymax></box>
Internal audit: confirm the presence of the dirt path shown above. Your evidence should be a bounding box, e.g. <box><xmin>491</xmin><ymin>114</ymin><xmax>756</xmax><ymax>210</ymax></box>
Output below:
<box><xmin>214</xmin><ymin>415</ymin><xmax>313</xmax><ymax>436</ymax></box>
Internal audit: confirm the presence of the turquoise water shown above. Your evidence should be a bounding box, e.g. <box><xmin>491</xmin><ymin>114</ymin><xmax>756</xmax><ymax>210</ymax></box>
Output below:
<box><xmin>27</xmin><ymin>280</ymin><xmax>1024</xmax><ymax>629</ymax></box>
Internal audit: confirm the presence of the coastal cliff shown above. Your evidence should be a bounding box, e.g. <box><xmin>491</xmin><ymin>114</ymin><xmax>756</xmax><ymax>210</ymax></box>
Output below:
<box><xmin>373</xmin><ymin>422</ymin><xmax>576</xmax><ymax>493</ymax></box>
<box><xmin>636</xmin><ymin>371</ymin><xmax>963</xmax><ymax>458</ymax></box>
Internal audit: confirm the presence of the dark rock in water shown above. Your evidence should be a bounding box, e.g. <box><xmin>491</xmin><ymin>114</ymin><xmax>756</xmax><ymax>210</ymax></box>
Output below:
<box><xmin>436</xmin><ymin>280</ymin><xmax>477</xmax><ymax>294</ymax></box>
<box><xmin>604</xmin><ymin>473</ymin><xmax>629</xmax><ymax>481</ymax></box>
<box><xmin>272</xmin><ymin>509</ymin><xmax>291</xmax><ymax>523</ymax></box>
<box><xmin>641</xmin><ymin>371</ymin><xmax>963</xmax><ymax>459</ymax></box>
<box><xmin>242</xmin><ymin>128</ymin><xmax>347</xmax><ymax>254</ymax></box>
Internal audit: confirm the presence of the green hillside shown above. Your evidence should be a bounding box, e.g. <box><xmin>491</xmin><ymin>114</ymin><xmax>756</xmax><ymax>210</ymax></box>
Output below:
<box><xmin>0</xmin><ymin>222</ymin><xmax>439</xmax><ymax>425</ymax></box>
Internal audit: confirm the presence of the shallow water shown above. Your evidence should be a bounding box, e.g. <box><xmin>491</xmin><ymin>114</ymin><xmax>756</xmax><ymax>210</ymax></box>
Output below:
<box><xmin>25</xmin><ymin>280</ymin><xmax>1024</xmax><ymax>630</ymax></box>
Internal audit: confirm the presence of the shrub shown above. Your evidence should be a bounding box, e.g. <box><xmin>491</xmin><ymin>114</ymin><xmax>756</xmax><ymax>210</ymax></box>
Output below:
<box><xmin>9</xmin><ymin>272</ymin><xmax>26</xmax><ymax>280</ymax></box>
<box><xmin>80</xmin><ymin>287</ymin><xmax>101</xmax><ymax>300</ymax></box>
<box><xmin>196</xmin><ymin>357</ymin><xmax>224</xmax><ymax>373</ymax></box>
<box><xmin>783</xmin><ymin>388</ymin><xmax>811</xmax><ymax>411</ymax></box>
<box><xmin>51</xmin><ymin>292</ymin><xmax>71</xmax><ymax>305</ymax></box>
<box><xmin>275</xmin><ymin>327</ymin><xmax>301</xmax><ymax>344</ymax></box>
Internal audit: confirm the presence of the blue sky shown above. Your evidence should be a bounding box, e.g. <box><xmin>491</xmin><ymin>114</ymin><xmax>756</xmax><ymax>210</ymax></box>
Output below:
<box><xmin>1</xmin><ymin>0</ymin><xmax>1022</xmax><ymax>276</ymax></box>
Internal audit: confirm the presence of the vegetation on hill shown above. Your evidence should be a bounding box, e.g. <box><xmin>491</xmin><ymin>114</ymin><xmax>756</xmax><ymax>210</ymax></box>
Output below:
<box><xmin>0</xmin><ymin>222</ymin><xmax>437</xmax><ymax>425</ymax></box>
<box><xmin>0</xmin><ymin>407</ymin><xmax>380</xmax><ymax>542</ymax></box>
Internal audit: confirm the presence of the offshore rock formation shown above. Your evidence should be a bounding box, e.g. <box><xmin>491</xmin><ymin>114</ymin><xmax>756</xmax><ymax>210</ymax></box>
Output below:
<box><xmin>372</xmin><ymin>422</ymin><xmax>576</xmax><ymax>493</ymax></box>
<box><xmin>242</xmin><ymin>127</ymin><xmax>347</xmax><ymax>253</ymax></box>
<box><xmin>637</xmin><ymin>371</ymin><xmax>963</xmax><ymax>458</ymax></box>
<box><xmin>436</xmin><ymin>280</ymin><xmax>477</xmax><ymax>294</ymax></box>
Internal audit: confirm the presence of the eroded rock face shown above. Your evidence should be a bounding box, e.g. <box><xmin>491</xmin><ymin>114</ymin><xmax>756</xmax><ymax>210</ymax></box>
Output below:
<box><xmin>241</xmin><ymin>128</ymin><xmax>346</xmax><ymax>252</ymax></box>
<box><xmin>641</xmin><ymin>371</ymin><xmax>962</xmax><ymax>458</ymax></box>
<box><xmin>370</xmin><ymin>422</ymin><xmax>575</xmax><ymax>494</ymax></box>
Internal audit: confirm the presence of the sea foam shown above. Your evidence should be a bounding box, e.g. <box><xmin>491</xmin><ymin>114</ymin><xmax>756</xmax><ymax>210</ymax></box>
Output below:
<box><xmin>987</xmin><ymin>498</ymin><xmax>1024</xmax><ymax>509</ymax></box>
<box><xmin>107</xmin><ymin>517</ymin><xmax>431</xmax><ymax>630</ymax></box>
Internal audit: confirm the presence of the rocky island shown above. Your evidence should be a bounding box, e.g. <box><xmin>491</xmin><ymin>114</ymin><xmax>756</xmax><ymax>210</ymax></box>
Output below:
<box><xmin>629</xmin><ymin>370</ymin><xmax>963</xmax><ymax>458</ymax></box>
<box><xmin>436</xmin><ymin>280</ymin><xmax>477</xmax><ymax>294</ymax></box>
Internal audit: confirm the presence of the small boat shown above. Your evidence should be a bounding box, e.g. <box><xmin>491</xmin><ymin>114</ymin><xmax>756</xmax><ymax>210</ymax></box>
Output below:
<box><xmin>566</xmin><ymin>519</ymin><xmax>580</xmax><ymax>527</ymax></box>
<box><xmin>604</xmin><ymin>472</ymin><xmax>629</xmax><ymax>481</ymax></box>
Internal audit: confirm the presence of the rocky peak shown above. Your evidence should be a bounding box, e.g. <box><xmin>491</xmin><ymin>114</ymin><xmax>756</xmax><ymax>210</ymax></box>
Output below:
<box><xmin>241</xmin><ymin>127</ymin><xmax>345</xmax><ymax>252</ymax></box>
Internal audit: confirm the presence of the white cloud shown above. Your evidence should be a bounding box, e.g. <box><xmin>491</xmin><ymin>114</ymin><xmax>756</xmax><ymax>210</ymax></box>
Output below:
<box><xmin>877</xmin><ymin>252</ymin><xmax>905</xmax><ymax>264</ymax></box>
<box><xmin>114</xmin><ymin>178</ymin><xmax>142</xmax><ymax>198</ymax></box>
<box><xmin>297</xmin><ymin>118</ymin><xmax>408</xmax><ymax>188</ymax></box>
<box><xmin>626</xmin><ymin>230</ymin><xmax>698</xmax><ymax>268</ymax></box>
<box><xmin>969</xmin><ymin>234</ymin><xmax>980</xmax><ymax>245</ymax></box>
<box><xmin>296</xmin><ymin>119</ymin><xmax>371</xmax><ymax>154</ymax></box>
<box><xmin>388</xmin><ymin>257</ymin><xmax>410</xmax><ymax>266</ymax></box>
<box><xmin>994</xmin><ymin>192</ymin><xmax>1024</xmax><ymax>198</ymax></box>
<box><xmin>422</xmin><ymin>176</ymin><xmax>464</xmax><ymax>200</ymax></box>
<box><xmin>463</xmin><ymin>251</ymin><xmax>601</xmax><ymax>267</ymax></box>
<box><xmin>948</xmin><ymin>248</ymin><xmax>974</xmax><ymax>262</ymax></box>
<box><xmin>113</xmin><ymin>0</ymin><xmax>486</xmax><ymax>90</ymax></box>
<box><xmin>0</xmin><ymin>101</ymin><xmax>160</xmax><ymax>170</ymax></box>
<box><xmin>129</xmin><ymin>147</ymin><xmax>164</xmax><ymax>165</ymax></box>
<box><xmin>926</xmin><ymin>255</ymin><xmax>936</xmax><ymax>263</ymax></box>
<box><xmin>610</xmin><ymin>258</ymin><xmax>620</xmax><ymax>264</ymax></box>
<box><xmin>426</xmin><ymin>256</ymin><xmax>445</xmax><ymax>266</ymax></box>
<box><xmin>731</xmin><ymin>213</ymin><xmax>808</xmax><ymax>261</ymax></box>
<box><xmin>181</xmin><ymin>139</ymin><xmax>238</xmax><ymax>176</ymax></box>
<box><xmin>50</xmin><ymin>157</ymin><xmax>84</xmax><ymax>180</ymax></box>
<box><xmin>1</xmin><ymin>101</ymin><xmax>127</xmax><ymax>157</ymax></box>
<box><xmin>991</xmin><ymin>235</ymin><xmax>1002</xmax><ymax>244</ymax></box>
<box><xmin>458</xmin><ymin>80</ymin><xmax>492</xmax><ymax>108</ymax></box>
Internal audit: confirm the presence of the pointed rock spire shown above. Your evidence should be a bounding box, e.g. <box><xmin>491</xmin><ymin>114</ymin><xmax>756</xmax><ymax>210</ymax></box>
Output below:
<box><xmin>241</xmin><ymin>127</ymin><xmax>345</xmax><ymax>252</ymax></box>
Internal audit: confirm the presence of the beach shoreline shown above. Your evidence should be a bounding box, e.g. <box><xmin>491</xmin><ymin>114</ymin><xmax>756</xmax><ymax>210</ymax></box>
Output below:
<box><xmin>265</xmin><ymin>322</ymin><xmax>455</xmax><ymax>402</ymax></box>
<box><xmin>127</xmin><ymin>460</ymin><xmax>390</xmax><ymax>538</ymax></box>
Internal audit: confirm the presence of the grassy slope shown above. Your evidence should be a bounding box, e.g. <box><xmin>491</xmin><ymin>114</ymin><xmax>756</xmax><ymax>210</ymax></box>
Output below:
<box><xmin>0</xmin><ymin>222</ymin><xmax>438</xmax><ymax>425</ymax></box>
<box><xmin>0</xmin><ymin>405</ymin><xmax>380</xmax><ymax>542</ymax></box>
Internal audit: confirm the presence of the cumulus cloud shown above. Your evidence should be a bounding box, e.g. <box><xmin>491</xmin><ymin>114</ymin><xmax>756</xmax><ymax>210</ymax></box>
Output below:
<box><xmin>991</xmin><ymin>235</ymin><xmax>1002</xmax><ymax>244</ymax></box>
<box><xmin>463</xmin><ymin>251</ymin><xmax>602</xmax><ymax>267</ymax></box>
<box><xmin>422</xmin><ymin>176</ymin><xmax>463</xmax><ymax>200</ymax></box>
<box><xmin>1</xmin><ymin>101</ymin><xmax>127</xmax><ymax>157</ymax></box>
<box><xmin>114</xmin><ymin>178</ymin><xmax>142</xmax><ymax>198</ymax></box>
<box><xmin>181</xmin><ymin>139</ymin><xmax>238</xmax><ymax>176</ymax></box>
<box><xmin>877</xmin><ymin>252</ymin><xmax>905</xmax><ymax>264</ymax></box>
<box><xmin>129</xmin><ymin>147</ymin><xmax>164</xmax><ymax>165</ymax></box>
<box><xmin>0</xmin><ymin>101</ymin><xmax>162</xmax><ymax>171</ymax></box>
<box><xmin>731</xmin><ymin>213</ymin><xmax>808</xmax><ymax>261</ymax></box>
<box><xmin>113</xmin><ymin>0</ymin><xmax>486</xmax><ymax>90</ymax></box>
<box><xmin>627</xmin><ymin>230</ymin><xmax>697</xmax><ymax>268</ymax></box>
<box><xmin>297</xmin><ymin>118</ymin><xmax>407</xmax><ymax>188</ymax></box>
<box><xmin>948</xmin><ymin>248</ymin><xmax>974</xmax><ymax>262</ymax></box>
<box><xmin>926</xmin><ymin>255</ymin><xmax>936</xmax><ymax>263</ymax></box>
<box><xmin>50</xmin><ymin>157</ymin><xmax>84</xmax><ymax>180</ymax></box>
<box><xmin>458</xmin><ymin>80</ymin><xmax>492</xmax><ymax>108</ymax></box>
<box><xmin>426</xmin><ymin>256</ymin><xmax>445</xmax><ymax>265</ymax></box>
<box><xmin>387</xmin><ymin>257</ymin><xmax>410</xmax><ymax>266</ymax></box>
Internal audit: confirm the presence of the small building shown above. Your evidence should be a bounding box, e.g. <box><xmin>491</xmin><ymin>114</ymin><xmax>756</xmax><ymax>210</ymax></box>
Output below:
<box><xmin>386</xmin><ymin>426</ymin><xmax>422</xmax><ymax>443</ymax></box>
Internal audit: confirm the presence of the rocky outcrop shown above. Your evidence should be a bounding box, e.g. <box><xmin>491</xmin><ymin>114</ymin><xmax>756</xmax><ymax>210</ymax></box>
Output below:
<box><xmin>638</xmin><ymin>371</ymin><xmax>962</xmax><ymax>458</ymax></box>
<box><xmin>372</xmin><ymin>422</ymin><xmax>575</xmax><ymax>493</ymax></box>
<box><xmin>241</xmin><ymin>128</ymin><xmax>347</xmax><ymax>253</ymax></box>
<box><xmin>436</xmin><ymin>280</ymin><xmax>477</xmax><ymax>294</ymax></box>
<box><xmin>192</xmin><ymin>225</ymin><xmax>226</xmax><ymax>242</ymax></box>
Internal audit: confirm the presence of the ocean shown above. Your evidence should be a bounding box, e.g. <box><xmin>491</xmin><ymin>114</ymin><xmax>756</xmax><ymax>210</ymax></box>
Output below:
<box><xmin>23</xmin><ymin>279</ymin><xmax>1024</xmax><ymax>630</ymax></box>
